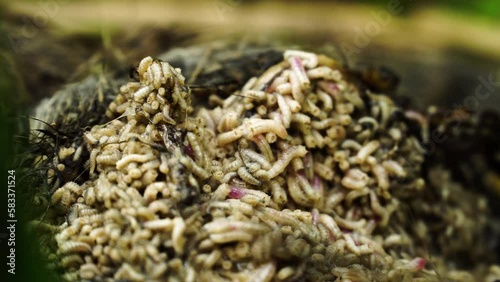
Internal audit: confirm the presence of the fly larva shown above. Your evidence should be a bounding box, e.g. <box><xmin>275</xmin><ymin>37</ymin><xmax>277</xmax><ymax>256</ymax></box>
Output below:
<box><xmin>265</xmin><ymin>132</ymin><xmax>277</xmax><ymax>144</ymax></box>
<box><xmin>248</xmin><ymin>262</ymin><xmax>276</xmax><ymax>282</ymax></box>
<box><xmin>277</xmin><ymin>266</ymin><xmax>295</xmax><ymax>280</ymax></box>
<box><xmin>59</xmin><ymin>241</ymin><xmax>91</xmax><ymax>255</ymax></box>
<box><xmin>317</xmin><ymin>89</ymin><xmax>333</xmax><ymax>112</ymax></box>
<box><xmin>288</xmin><ymin>68</ymin><xmax>305</xmax><ymax>103</ymax></box>
<box><xmin>345</xmin><ymin>187</ymin><xmax>370</xmax><ymax>205</ymax></box>
<box><xmin>252</xmin><ymin>134</ymin><xmax>274</xmax><ymax>162</ymax></box>
<box><xmin>326</xmin><ymin>125</ymin><xmax>346</xmax><ymax>140</ymax></box>
<box><xmin>83</xmin><ymin>132</ymin><xmax>98</xmax><ymax>146</ymax></box>
<box><xmin>304</xmin><ymin>134</ymin><xmax>317</xmax><ymax>148</ymax></box>
<box><xmin>313</xmin><ymin>162</ymin><xmax>334</xmax><ymax>181</ymax></box>
<box><xmin>382</xmin><ymin>160</ymin><xmax>407</xmax><ymax>178</ymax></box>
<box><xmin>133</xmin><ymin>85</ymin><xmax>153</xmax><ymax>102</ymax></box>
<box><xmin>318</xmin><ymin>214</ymin><xmax>342</xmax><ymax>240</ymax></box>
<box><xmin>334</xmin><ymin>215</ymin><xmax>366</xmax><ymax>231</ymax></box>
<box><xmin>288</xmin><ymin>56</ymin><xmax>310</xmax><ymax>88</ymax></box>
<box><xmin>180</xmin><ymin>156</ymin><xmax>211</xmax><ymax>180</ymax></box>
<box><xmin>306</xmin><ymin>66</ymin><xmax>342</xmax><ymax>81</ymax></box>
<box><xmin>58</xmin><ymin>146</ymin><xmax>75</xmax><ymax>162</ymax></box>
<box><xmin>96</xmin><ymin>152</ymin><xmax>121</xmax><ymax>166</ymax></box>
<box><xmin>222</xmin><ymin>157</ymin><xmax>243</xmax><ymax>173</ymax></box>
<box><xmin>115</xmin><ymin>263</ymin><xmax>145</xmax><ymax>282</ymax></box>
<box><xmin>209</xmin><ymin>230</ymin><xmax>253</xmax><ymax>244</ymax></box>
<box><xmin>238</xmin><ymin>167</ymin><xmax>261</xmax><ymax>186</ymax></box>
<box><xmin>60</xmin><ymin>254</ymin><xmax>84</xmax><ymax>269</ymax></box>
<box><xmin>55</xmin><ymin>225</ymin><xmax>78</xmax><ymax>243</ymax></box>
<box><xmin>89</xmin><ymin>227</ymin><xmax>108</xmax><ymax>243</ymax></box>
<box><xmin>287</xmin><ymin>174</ymin><xmax>312</xmax><ymax>207</ymax></box>
<box><xmin>229</xmin><ymin>185</ymin><xmax>271</xmax><ymax>207</ymax></box>
<box><xmin>211</xmin><ymin>170</ymin><xmax>224</xmax><ymax>182</ymax></box>
<box><xmin>159</xmin><ymin>154</ymin><xmax>169</xmax><ymax>175</ymax></box>
<box><xmin>372</xmin><ymin>164</ymin><xmax>389</xmax><ymax>191</ymax></box>
<box><xmin>127</xmin><ymin>168</ymin><xmax>142</xmax><ymax>179</ymax></box>
<box><xmin>116</xmin><ymin>153</ymin><xmax>155</xmax><ymax>170</ymax></box>
<box><xmin>243</xmin><ymin>90</ymin><xmax>266</xmax><ymax>101</ymax></box>
<box><xmin>291</xmin><ymin>112</ymin><xmax>311</xmax><ymax>126</ymax></box>
<box><xmin>303</xmin><ymin>98</ymin><xmax>321</xmax><ymax>117</ymax></box>
<box><xmin>268</xmin><ymin>145</ymin><xmax>307</xmax><ymax>179</ymax></box>
<box><xmin>245</xmin><ymin>162</ymin><xmax>261</xmax><ymax>173</ymax></box>
<box><xmin>311</xmin><ymin>118</ymin><xmax>336</xmax><ymax>130</ymax></box>
<box><xmin>203</xmin><ymin>249</ymin><xmax>222</xmax><ymax>269</ymax></box>
<box><xmin>144</xmin><ymin>182</ymin><xmax>167</xmax><ymax>203</ymax></box>
<box><xmin>245</xmin><ymin>118</ymin><xmax>288</xmax><ymax>140</ymax></box>
<box><xmin>140</xmin><ymin>159</ymin><xmax>161</xmax><ymax>172</ymax></box>
<box><xmin>217</xmin><ymin>111</ymin><xmax>239</xmax><ymax>132</ymax></box>
<box><xmin>255</xmin><ymin>63</ymin><xmax>285</xmax><ymax>90</ymax></box>
<box><xmin>89</xmin><ymin>148</ymin><xmax>99</xmax><ymax>175</ymax></box>
<box><xmin>51</xmin><ymin>186</ymin><xmax>68</xmax><ymax>205</ymax></box>
<box><xmin>241</xmin><ymin>149</ymin><xmax>271</xmax><ymax>170</ymax></box>
<box><xmin>141</xmin><ymin>170</ymin><xmax>158</xmax><ymax>186</ymax></box>
<box><xmin>284</xmin><ymin>50</ymin><xmax>318</xmax><ymax>68</ymax></box>
<box><xmin>277</xmin><ymin>82</ymin><xmax>292</xmax><ymax>95</ymax></box>
<box><xmin>61</xmin><ymin>181</ymin><xmax>82</xmax><ymax>195</ymax></box>
<box><xmin>138</xmin><ymin>56</ymin><xmax>153</xmax><ymax>77</ymax></box>
<box><xmin>344</xmin><ymin>233</ymin><xmax>372</xmax><ymax>256</ymax></box>
<box><xmin>83</xmin><ymin>186</ymin><xmax>96</xmax><ymax>206</ymax></box>
<box><xmin>148</xmin><ymin>200</ymin><xmax>170</xmax><ymax>214</ymax></box>
<box><xmin>172</xmin><ymin>217</ymin><xmax>186</xmax><ymax>254</ymax></box>
<box><xmin>284</xmin><ymin>95</ymin><xmax>301</xmax><ymax>113</ymax></box>
<box><xmin>296</xmin><ymin>173</ymin><xmax>320</xmax><ymax>201</ymax></box>
<box><xmin>204</xmin><ymin>218</ymin><xmax>269</xmax><ymax>235</ymax></box>
<box><xmin>341</xmin><ymin>168</ymin><xmax>369</xmax><ymax>190</ymax></box>
<box><xmin>276</xmin><ymin>93</ymin><xmax>291</xmax><ymax>128</ymax></box>
<box><xmin>80</xmin><ymin>263</ymin><xmax>102</xmax><ymax>280</ymax></box>
<box><xmin>266</xmin><ymin>94</ymin><xmax>277</xmax><ymax>108</ymax></box>
<box><xmin>270</xmin><ymin>178</ymin><xmax>287</xmax><ymax>206</ymax></box>
<box><xmin>356</xmin><ymin>140</ymin><xmax>380</xmax><ymax>163</ymax></box>
<box><xmin>149</xmin><ymin>61</ymin><xmax>164</xmax><ymax>89</ymax></box>
<box><xmin>221</xmin><ymin>172</ymin><xmax>238</xmax><ymax>183</ymax></box>
<box><xmin>186</xmin><ymin>132</ymin><xmax>205</xmax><ymax>166</ymax></box>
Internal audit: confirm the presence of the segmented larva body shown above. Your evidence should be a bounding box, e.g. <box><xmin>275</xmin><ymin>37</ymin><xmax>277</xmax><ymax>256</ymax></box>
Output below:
<box><xmin>59</xmin><ymin>241</ymin><xmax>92</xmax><ymax>255</ymax></box>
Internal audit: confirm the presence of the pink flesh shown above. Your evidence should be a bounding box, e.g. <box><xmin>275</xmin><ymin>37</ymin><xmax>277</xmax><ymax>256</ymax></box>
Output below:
<box><xmin>228</xmin><ymin>186</ymin><xmax>246</xmax><ymax>199</ymax></box>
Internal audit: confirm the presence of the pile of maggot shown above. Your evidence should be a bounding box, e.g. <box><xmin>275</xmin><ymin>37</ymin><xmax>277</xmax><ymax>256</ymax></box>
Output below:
<box><xmin>46</xmin><ymin>50</ymin><xmax>434</xmax><ymax>281</ymax></box>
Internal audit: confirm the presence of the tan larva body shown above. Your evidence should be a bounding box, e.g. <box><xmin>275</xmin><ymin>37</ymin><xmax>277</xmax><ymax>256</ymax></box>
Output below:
<box><xmin>172</xmin><ymin>217</ymin><xmax>186</xmax><ymax>254</ymax></box>
<box><xmin>180</xmin><ymin>156</ymin><xmax>211</xmax><ymax>179</ymax></box>
<box><xmin>270</xmin><ymin>178</ymin><xmax>288</xmax><ymax>206</ymax></box>
<box><xmin>59</xmin><ymin>241</ymin><xmax>91</xmax><ymax>254</ymax></box>
<box><xmin>96</xmin><ymin>152</ymin><xmax>121</xmax><ymax>166</ymax></box>
<box><xmin>252</xmin><ymin>134</ymin><xmax>274</xmax><ymax>162</ymax></box>
<box><xmin>116</xmin><ymin>153</ymin><xmax>156</xmax><ymax>170</ymax></box>
<box><xmin>204</xmin><ymin>219</ymin><xmax>268</xmax><ymax>234</ymax></box>
<box><xmin>341</xmin><ymin>168</ymin><xmax>369</xmax><ymax>190</ymax></box>
<box><xmin>356</xmin><ymin>140</ymin><xmax>380</xmax><ymax>163</ymax></box>
<box><xmin>344</xmin><ymin>233</ymin><xmax>372</xmax><ymax>256</ymax></box>
<box><xmin>382</xmin><ymin>160</ymin><xmax>407</xmax><ymax>177</ymax></box>
<box><xmin>209</xmin><ymin>230</ymin><xmax>253</xmax><ymax>244</ymax></box>
<box><xmin>237</xmin><ymin>167</ymin><xmax>261</xmax><ymax>186</ymax></box>
<box><xmin>60</xmin><ymin>254</ymin><xmax>84</xmax><ymax>269</ymax></box>
<box><xmin>144</xmin><ymin>182</ymin><xmax>168</xmax><ymax>203</ymax></box>
<box><xmin>267</xmin><ymin>145</ymin><xmax>307</xmax><ymax>179</ymax></box>
<box><xmin>114</xmin><ymin>263</ymin><xmax>145</xmax><ymax>282</ymax></box>
<box><xmin>186</xmin><ymin>132</ymin><xmax>205</xmax><ymax>166</ymax></box>
<box><xmin>217</xmin><ymin>119</ymin><xmax>288</xmax><ymax>146</ymax></box>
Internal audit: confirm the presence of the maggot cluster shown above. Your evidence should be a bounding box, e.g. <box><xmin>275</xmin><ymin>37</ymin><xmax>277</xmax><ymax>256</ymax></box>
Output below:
<box><xmin>30</xmin><ymin>50</ymin><xmax>500</xmax><ymax>282</ymax></box>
